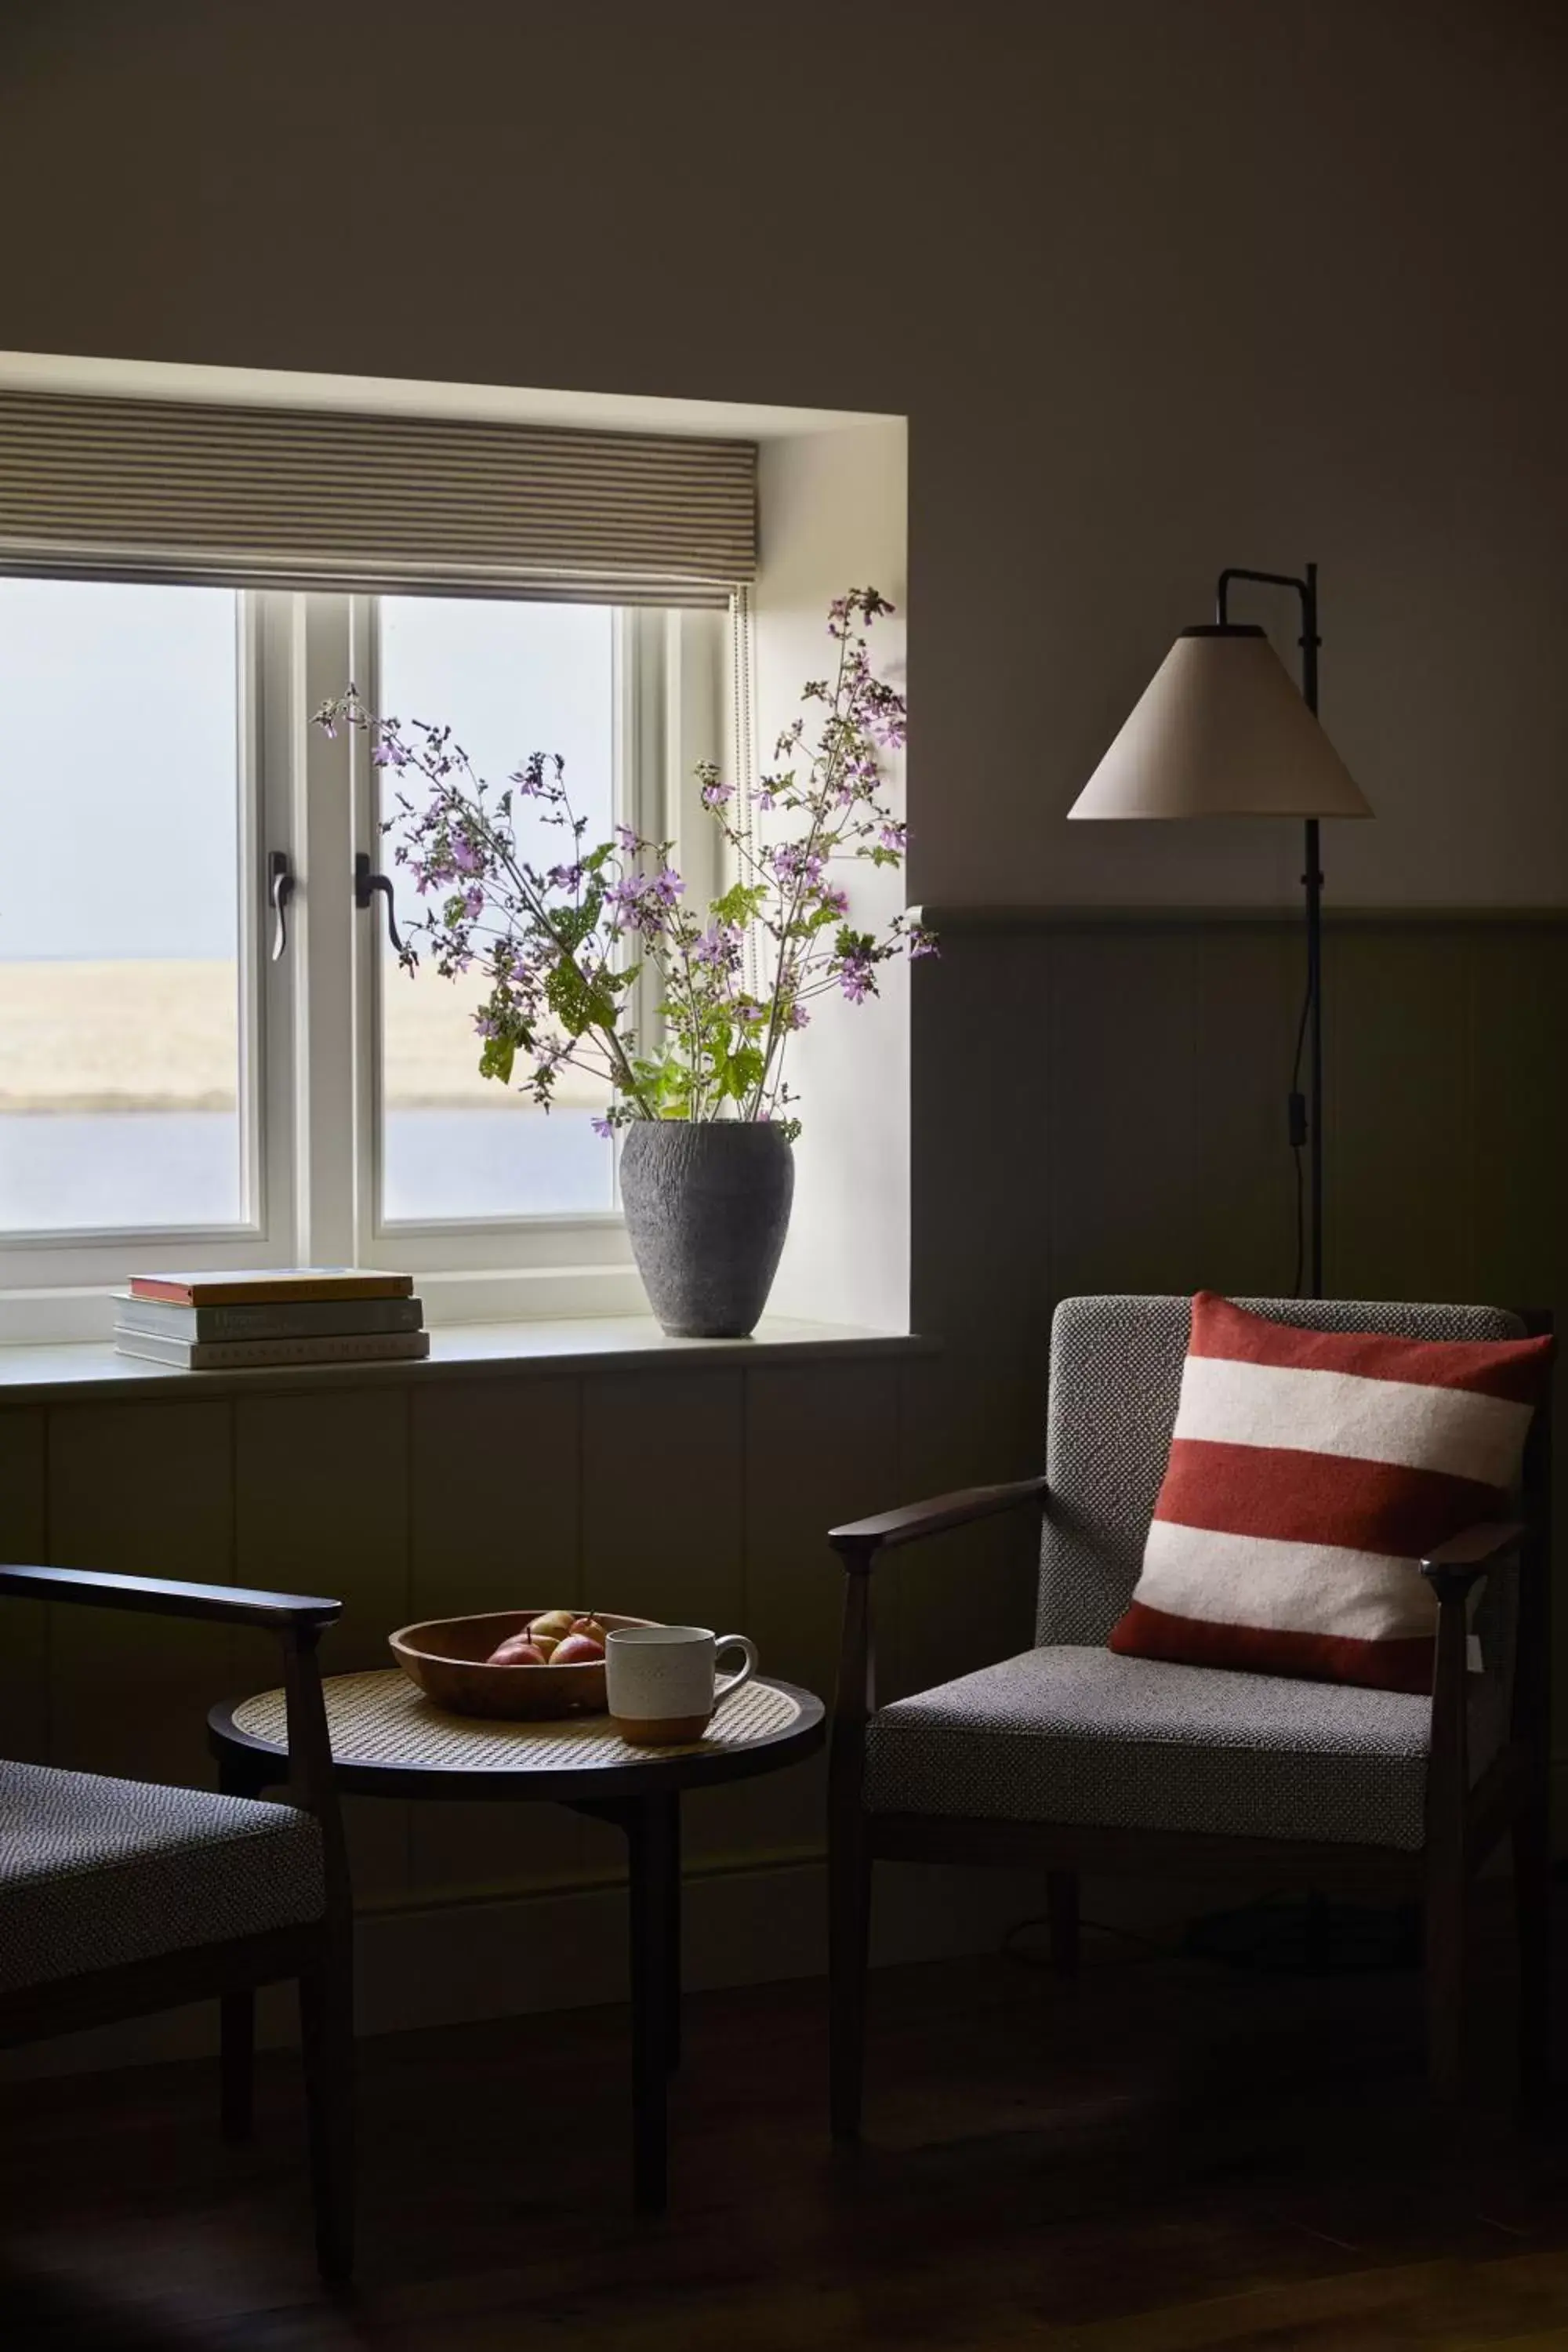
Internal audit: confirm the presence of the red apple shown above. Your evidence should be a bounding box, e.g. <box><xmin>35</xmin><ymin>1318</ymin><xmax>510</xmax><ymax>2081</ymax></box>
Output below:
<box><xmin>552</xmin><ymin>1632</ymin><xmax>605</xmax><ymax>1666</ymax></box>
<box><xmin>570</xmin><ymin>1613</ymin><xmax>609</xmax><ymax>1647</ymax></box>
<box><xmin>488</xmin><ymin>1635</ymin><xmax>546</xmax><ymax>1666</ymax></box>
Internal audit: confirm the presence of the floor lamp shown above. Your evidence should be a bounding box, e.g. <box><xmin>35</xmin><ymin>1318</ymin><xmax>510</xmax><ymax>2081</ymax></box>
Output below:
<box><xmin>1067</xmin><ymin>565</ymin><xmax>1372</xmax><ymax>1298</ymax></box>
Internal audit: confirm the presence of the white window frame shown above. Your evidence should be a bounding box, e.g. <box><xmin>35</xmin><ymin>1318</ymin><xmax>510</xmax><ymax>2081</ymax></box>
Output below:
<box><xmin>0</xmin><ymin>588</ymin><xmax>728</xmax><ymax>1341</ymax></box>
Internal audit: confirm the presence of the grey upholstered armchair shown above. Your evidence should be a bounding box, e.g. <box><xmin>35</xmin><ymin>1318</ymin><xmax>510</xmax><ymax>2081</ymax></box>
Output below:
<box><xmin>827</xmin><ymin>1296</ymin><xmax>1552</xmax><ymax>2136</ymax></box>
<box><xmin>0</xmin><ymin>1565</ymin><xmax>354</xmax><ymax>2278</ymax></box>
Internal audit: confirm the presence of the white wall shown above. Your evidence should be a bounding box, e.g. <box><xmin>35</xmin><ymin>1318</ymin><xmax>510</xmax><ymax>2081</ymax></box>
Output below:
<box><xmin>754</xmin><ymin>421</ymin><xmax>910</xmax><ymax>1333</ymax></box>
<box><xmin>2</xmin><ymin>5</ymin><xmax>1562</xmax><ymax>917</ymax></box>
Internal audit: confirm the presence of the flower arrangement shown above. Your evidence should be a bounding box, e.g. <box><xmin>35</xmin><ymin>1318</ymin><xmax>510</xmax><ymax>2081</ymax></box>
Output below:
<box><xmin>316</xmin><ymin>588</ymin><xmax>931</xmax><ymax>1143</ymax></box>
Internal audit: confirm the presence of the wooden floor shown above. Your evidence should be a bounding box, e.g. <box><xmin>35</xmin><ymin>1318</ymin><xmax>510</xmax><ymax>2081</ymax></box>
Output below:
<box><xmin>4</xmin><ymin>1907</ymin><xmax>1568</xmax><ymax>2350</ymax></box>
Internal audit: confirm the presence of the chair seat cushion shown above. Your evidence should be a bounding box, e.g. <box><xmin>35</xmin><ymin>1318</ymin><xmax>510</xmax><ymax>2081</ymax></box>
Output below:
<box><xmin>0</xmin><ymin>1762</ymin><xmax>325</xmax><ymax>1994</ymax></box>
<box><xmin>864</xmin><ymin>1646</ymin><xmax>1433</xmax><ymax>1849</ymax></box>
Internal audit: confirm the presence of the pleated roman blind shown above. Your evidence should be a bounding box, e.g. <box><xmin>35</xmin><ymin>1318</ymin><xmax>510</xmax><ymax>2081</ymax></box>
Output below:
<box><xmin>0</xmin><ymin>390</ymin><xmax>757</xmax><ymax>608</ymax></box>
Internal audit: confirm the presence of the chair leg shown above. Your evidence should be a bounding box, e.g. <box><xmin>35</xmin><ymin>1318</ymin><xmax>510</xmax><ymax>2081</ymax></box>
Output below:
<box><xmin>1514</xmin><ymin>1788</ymin><xmax>1552</xmax><ymax>2116</ymax></box>
<box><xmin>220</xmin><ymin>1989</ymin><xmax>256</xmax><ymax>2141</ymax></box>
<box><xmin>299</xmin><ymin>1935</ymin><xmax>354</xmax><ymax>2283</ymax></box>
<box><xmin>829</xmin><ymin>1821</ymin><xmax>873</xmax><ymax>2142</ymax></box>
<box><xmin>1424</xmin><ymin>1859</ymin><xmax>1467</xmax><ymax>2104</ymax></box>
<box><xmin>1047</xmin><ymin>1871</ymin><xmax>1080</xmax><ymax>1980</ymax></box>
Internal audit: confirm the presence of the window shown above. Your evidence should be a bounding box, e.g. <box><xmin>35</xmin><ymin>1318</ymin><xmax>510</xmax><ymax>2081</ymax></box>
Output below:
<box><xmin>374</xmin><ymin>597</ymin><xmax>618</xmax><ymax>1224</ymax></box>
<box><xmin>0</xmin><ymin>578</ymin><xmax>258</xmax><ymax>1240</ymax></box>
<box><xmin>0</xmin><ymin>581</ymin><xmax>725</xmax><ymax>1334</ymax></box>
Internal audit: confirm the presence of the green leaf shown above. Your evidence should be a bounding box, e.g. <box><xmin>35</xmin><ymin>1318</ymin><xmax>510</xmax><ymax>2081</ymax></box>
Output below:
<box><xmin>546</xmin><ymin>960</ymin><xmax>617</xmax><ymax>1037</ymax></box>
<box><xmin>711</xmin><ymin>881</ymin><xmax>769</xmax><ymax>930</ymax></box>
<box><xmin>717</xmin><ymin>1043</ymin><xmax>764</xmax><ymax>1102</ymax></box>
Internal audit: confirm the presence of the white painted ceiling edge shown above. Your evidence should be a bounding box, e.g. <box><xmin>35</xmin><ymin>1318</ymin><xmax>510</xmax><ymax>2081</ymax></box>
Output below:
<box><xmin>0</xmin><ymin>348</ymin><xmax>900</xmax><ymax>448</ymax></box>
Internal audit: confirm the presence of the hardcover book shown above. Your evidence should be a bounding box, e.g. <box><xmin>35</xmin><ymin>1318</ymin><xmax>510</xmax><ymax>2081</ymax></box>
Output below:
<box><xmin>112</xmin><ymin>1330</ymin><xmax>432</xmax><ymax>1371</ymax></box>
<box><xmin>128</xmin><ymin>1268</ymin><xmax>416</xmax><ymax>1308</ymax></box>
<box><xmin>113</xmin><ymin>1294</ymin><xmax>425</xmax><ymax>1343</ymax></box>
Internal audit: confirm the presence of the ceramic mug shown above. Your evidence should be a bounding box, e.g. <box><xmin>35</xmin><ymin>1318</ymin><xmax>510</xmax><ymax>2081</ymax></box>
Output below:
<box><xmin>605</xmin><ymin>1623</ymin><xmax>758</xmax><ymax>1744</ymax></box>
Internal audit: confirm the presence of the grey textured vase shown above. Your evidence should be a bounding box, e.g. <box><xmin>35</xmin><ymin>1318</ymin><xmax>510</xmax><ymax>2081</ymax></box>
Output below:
<box><xmin>619</xmin><ymin>1120</ymin><xmax>795</xmax><ymax>1339</ymax></box>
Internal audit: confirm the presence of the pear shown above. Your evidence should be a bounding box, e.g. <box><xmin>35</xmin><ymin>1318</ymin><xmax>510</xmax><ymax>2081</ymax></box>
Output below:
<box><xmin>527</xmin><ymin>1609</ymin><xmax>576</xmax><ymax>1646</ymax></box>
<box><xmin>553</xmin><ymin>1632</ymin><xmax>606</xmax><ymax>1666</ymax></box>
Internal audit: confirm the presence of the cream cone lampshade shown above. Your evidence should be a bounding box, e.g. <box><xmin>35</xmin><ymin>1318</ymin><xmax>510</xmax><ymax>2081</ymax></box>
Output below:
<box><xmin>1069</xmin><ymin>625</ymin><xmax>1372</xmax><ymax>822</ymax></box>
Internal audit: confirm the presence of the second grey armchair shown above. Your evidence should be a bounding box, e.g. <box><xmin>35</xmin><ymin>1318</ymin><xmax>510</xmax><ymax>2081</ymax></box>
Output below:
<box><xmin>827</xmin><ymin>1295</ymin><xmax>1552</xmax><ymax>2137</ymax></box>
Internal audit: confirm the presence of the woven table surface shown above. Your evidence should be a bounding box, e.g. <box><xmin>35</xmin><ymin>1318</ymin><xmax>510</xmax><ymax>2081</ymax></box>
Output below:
<box><xmin>231</xmin><ymin>1668</ymin><xmax>805</xmax><ymax>1773</ymax></box>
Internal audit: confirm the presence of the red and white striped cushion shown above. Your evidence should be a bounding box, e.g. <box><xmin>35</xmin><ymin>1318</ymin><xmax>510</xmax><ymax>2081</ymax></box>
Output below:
<box><xmin>1109</xmin><ymin>1292</ymin><xmax>1550</xmax><ymax>1694</ymax></box>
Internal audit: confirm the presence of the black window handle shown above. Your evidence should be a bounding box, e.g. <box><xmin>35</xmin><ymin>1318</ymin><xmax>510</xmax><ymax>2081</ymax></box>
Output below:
<box><xmin>354</xmin><ymin>851</ymin><xmax>405</xmax><ymax>954</ymax></box>
<box><xmin>268</xmin><ymin>850</ymin><xmax>295</xmax><ymax>963</ymax></box>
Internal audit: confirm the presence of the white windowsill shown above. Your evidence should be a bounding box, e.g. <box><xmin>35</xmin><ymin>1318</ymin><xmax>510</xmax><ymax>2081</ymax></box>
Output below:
<box><xmin>0</xmin><ymin>1315</ymin><xmax>928</xmax><ymax>1405</ymax></box>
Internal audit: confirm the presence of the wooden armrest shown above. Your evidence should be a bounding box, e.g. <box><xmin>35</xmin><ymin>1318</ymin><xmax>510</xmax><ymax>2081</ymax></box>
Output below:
<box><xmin>1418</xmin><ymin>1522</ymin><xmax>1526</xmax><ymax>1585</ymax></box>
<box><xmin>0</xmin><ymin>1563</ymin><xmax>341</xmax><ymax>1630</ymax></box>
<box><xmin>829</xmin><ymin>1477</ymin><xmax>1047</xmax><ymax>1563</ymax></box>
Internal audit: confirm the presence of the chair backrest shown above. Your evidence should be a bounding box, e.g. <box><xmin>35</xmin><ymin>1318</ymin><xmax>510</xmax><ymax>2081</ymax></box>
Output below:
<box><xmin>1036</xmin><ymin>1294</ymin><xmax>1527</xmax><ymax>1646</ymax></box>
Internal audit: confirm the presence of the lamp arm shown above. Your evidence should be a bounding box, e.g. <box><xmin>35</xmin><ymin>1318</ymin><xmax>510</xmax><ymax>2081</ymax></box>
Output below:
<box><xmin>1214</xmin><ymin>566</ymin><xmax>1320</xmax><ymax>716</ymax></box>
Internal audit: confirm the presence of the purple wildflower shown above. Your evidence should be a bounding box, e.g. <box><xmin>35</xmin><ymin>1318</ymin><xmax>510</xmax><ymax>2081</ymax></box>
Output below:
<box><xmin>773</xmin><ymin>844</ymin><xmax>824</xmax><ymax>888</ymax></box>
<box><xmin>510</xmin><ymin>753</ymin><xmax>550</xmax><ymax>798</ymax></box>
<box><xmin>590</xmin><ymin>1115</ymin><xmax>615</xmax><ymax>1140</ymax></box>
<box><xmin>693</xmin><ymin>921</ymin><xmax>742</xmax><ymax>971</ymax></box>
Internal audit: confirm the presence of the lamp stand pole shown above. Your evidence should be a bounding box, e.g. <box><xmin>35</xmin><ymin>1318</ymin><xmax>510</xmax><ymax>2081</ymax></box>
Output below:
<box><xmin>1217</xmin><ymin>563</ymin><xmax>1325</xmax><ymax>1298</ymax></box>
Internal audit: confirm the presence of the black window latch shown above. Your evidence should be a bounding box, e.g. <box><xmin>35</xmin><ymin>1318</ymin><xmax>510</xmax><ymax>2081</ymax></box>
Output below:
<box><xmin>354</xmin><ymin>852</ymin><xmax>405</xmax><ymax>954</ymax></box>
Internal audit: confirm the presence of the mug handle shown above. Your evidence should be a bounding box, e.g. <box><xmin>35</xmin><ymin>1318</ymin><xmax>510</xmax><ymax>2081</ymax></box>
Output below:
<box><xmin>713</xmin><ymin>1633</ymin><xmax>758</xmax><ymax>1704</ymax></box>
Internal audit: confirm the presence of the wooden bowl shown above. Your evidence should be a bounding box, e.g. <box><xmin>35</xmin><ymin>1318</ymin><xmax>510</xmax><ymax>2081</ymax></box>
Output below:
<box><xmin>388</xmin><ymin>1610</ymin><xmax>658</xmax><ymax>1720</ymax></box>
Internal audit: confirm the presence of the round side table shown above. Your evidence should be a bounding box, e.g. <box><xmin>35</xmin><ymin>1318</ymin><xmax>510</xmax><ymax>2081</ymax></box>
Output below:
<box><xmin>208</xmin><ymin>1668</ymin><xmax>824</xmax><ymax>2213</ymax></box>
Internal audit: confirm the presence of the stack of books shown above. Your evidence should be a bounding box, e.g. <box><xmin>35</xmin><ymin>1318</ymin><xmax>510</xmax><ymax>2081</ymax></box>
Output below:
<box><xmin>113</xmin><ymin>1269</ymin><xmax>430</xmax><ymax>1370</ymax></box>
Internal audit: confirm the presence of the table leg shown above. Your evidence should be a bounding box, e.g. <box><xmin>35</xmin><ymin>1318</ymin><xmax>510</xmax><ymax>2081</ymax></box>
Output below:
<box><xmin>665</xmin><ymin>1796</ymin><xmax>682</xmax><ymax>2072</ymax></box>
<box><xmin>626</xmin><ymin>1792</ymin><xmax>679</xmax><ymax>2214</ymax></box>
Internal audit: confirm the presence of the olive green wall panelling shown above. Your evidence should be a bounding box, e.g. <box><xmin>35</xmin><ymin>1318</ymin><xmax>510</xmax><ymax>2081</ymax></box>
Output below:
<box><xmin>0</xmin><ymin>1410</ymin><xmax>48</xmax><ymax>1762</ymax></box>
<box><xmin>1046</xmin><ymin>928</ymin><xmax>1205</xmax><ymax>1300</ymax></box>
<box><xmin>407</xmin><ymin>1377</ymin><xmax>584</xmax><ymax>1903</ymax></box>
<box><xmin>719</xmin><ymin>1360</ymin><xmax>901</xmax><ymax>1864</ymax></box>
<box><xmin>886</xmin><ymin>1351</ymin><xmax>1039</xmax><ymax>1714</ymax></box>
<box><xmin>46</xmin><ymin>1401</ymin><xmax>234</xmax><ymax>1784</ymax></box>
<box><xmin>917</xmin><ymin>915</ymin><xmax>1568</xmax><ymax>1331</ymax></box>
<box><xmin>1326</xmin><ymin>924</ymin><xmax>1475</xmax><ymax>1298</ymax></box>
<box><xmin>1190</xmin><ymin>925</ymin><xmax>1301</xmax><ymax>1292</ymax></box>
<box><xmin>582</xmin><ymin>1370</ymin><xmax>745</xmax><ymax>1872</ymax></box>
<box><xmin>235</xmin><ymin>1387</ymin><xmax>413</xmax><ymax>1907</ymax></box>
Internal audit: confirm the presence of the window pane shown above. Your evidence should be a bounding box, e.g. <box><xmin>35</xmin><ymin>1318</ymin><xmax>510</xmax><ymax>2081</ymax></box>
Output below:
<box><xmin>0</xmin><ymin>579</ymin><xmax>245</xmax><ymax>1235</ymax></box>
<box><xmin>376</xmin><ymin>598</ymin><xmax>617</xmax><ymax>1222</ymax></box>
